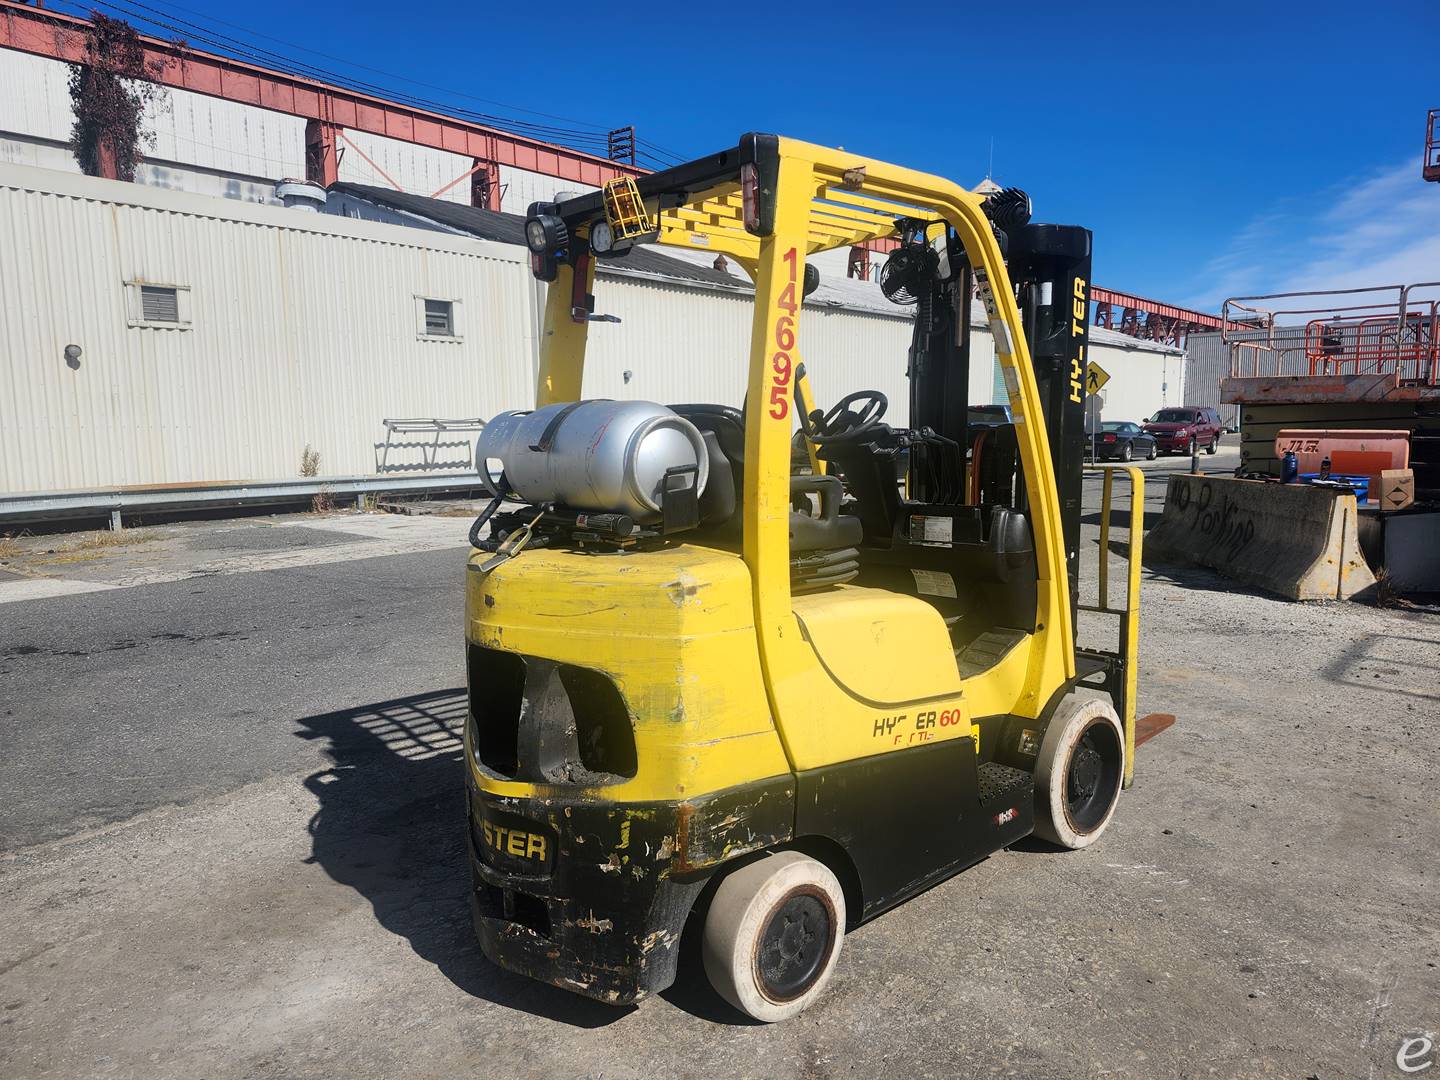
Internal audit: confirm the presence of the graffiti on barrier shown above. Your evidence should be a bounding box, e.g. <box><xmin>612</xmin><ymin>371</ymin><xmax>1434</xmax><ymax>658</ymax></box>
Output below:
<box><xmin>1168</xmin><ymin>480</ymin><xmax>1257</xmax><ymax>562</ymax></box>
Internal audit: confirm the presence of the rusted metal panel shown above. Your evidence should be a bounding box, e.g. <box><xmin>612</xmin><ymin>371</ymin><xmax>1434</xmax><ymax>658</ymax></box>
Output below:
<box><xmin>1220</xmin><ymin>373</ymin><xmax>1412</xmax><ymax>404</ymax></box>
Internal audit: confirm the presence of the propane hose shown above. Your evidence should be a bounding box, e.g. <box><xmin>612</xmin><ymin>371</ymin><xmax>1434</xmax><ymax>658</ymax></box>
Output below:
<box><xmin>467</xmin><ymin>495</ymin><xmax>504</xmax><ymax>550</ymax></box>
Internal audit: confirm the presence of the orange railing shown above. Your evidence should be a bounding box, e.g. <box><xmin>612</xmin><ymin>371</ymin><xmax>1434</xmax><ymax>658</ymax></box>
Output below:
<box><xmin>1305</xmin><ymin>306</ymin><xmax>1439</xmax><ymax>381</ymax></box>
<box><xmin>1222</xmin><ymin>283</ymin><xmax>1440</xmax><ymax>384</ymax></box>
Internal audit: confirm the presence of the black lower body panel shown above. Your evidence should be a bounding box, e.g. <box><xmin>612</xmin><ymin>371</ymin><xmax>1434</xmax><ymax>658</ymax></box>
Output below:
<box><xmin>794</xmin><ymin>736</ymin><xmax>1033</xmax><ymax>921</ymax></box>
<box><xmin>466</xmin><ymin>769</ymin><xmax>793</xmax><ymax>1005</ymax></box>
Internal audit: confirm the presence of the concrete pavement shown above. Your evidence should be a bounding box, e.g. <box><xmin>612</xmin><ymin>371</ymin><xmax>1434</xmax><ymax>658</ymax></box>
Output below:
<box><xmin>2</xmin><ymin>473</ymin><xmax>1438</xmax><ymax>1079</ymax></box>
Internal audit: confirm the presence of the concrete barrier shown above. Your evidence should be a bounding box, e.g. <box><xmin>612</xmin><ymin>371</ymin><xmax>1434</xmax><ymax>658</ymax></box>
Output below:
<box><xmin>1147</xmin><ymin>474</ymin><xmax>1376</xmax><ymax>601</ymax></box>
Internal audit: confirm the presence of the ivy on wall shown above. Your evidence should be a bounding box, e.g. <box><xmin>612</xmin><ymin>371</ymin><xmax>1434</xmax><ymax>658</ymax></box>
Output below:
<box><xmin>68</xmin><ymin>14</ymin><xmax>166</xmax><ymax>182</ymax></box>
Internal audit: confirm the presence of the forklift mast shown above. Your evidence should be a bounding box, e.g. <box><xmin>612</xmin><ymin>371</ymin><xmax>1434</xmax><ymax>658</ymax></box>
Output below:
<box><xmin>1008</xmin><ymin>224</ymin><xmax>1093</xmax><ymax>632</ymax></box>
<box><xmin>907</xmin><ymin>220</ymin><xmax>1092</xmax><ymax>630</ymax></box>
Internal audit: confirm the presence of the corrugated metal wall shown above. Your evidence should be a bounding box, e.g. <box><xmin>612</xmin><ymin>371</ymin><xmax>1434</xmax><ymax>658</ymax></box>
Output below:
<box><xmin>0</xmin><ymin>165</ymin><xmax>536</xmax><ymax>491</ymax></box>
<box><xmin>1</xmin><ymin>164</ymin><xmax>924</xmax><ymax>495</ymax></box>
<box><xmin>584</xmin><ymin>276</ymin><xmax>917</xmax><ymax>425</ymax></box>
<box><xmin>1186</xmin><ymin>327</ymin><xmax>1310</xmax><ymax>429</ymax></box>
<box><xmin>2</xmin><ymin>162</ymin><xmax>1193</xmax><ymax>497</ymax></box>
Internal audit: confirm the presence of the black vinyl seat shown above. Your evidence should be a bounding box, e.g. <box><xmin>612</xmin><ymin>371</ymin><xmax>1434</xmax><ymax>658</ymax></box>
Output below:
<box><xmin>670</xmin><ymin>403</ymin><xmax>861</xmax><ymax>554</ymax></box>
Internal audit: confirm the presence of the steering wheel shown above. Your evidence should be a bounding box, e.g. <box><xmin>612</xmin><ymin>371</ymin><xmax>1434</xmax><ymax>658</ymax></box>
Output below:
<box><xmin>804</xmin><ymin>390</ymin><xmax>889</xmax><ymax>444</ymax></box>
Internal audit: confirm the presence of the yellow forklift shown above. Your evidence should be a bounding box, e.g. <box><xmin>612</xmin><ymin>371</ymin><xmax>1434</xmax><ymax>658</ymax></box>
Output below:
<box><xmin>463</xmin><ymin>134</ymin><xmax>1144</xmax><ymax>1021</ymax></box>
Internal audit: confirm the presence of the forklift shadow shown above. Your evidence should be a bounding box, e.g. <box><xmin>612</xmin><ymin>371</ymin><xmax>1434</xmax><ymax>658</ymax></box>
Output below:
<box><xmin>293</xmin><ymin>687</ymin><xmax>630</xmax><ymax>1029</ymax></box>
<box><xmin>1136</xmin><ymin>550</ymin><xmax>1275</xmax><ymax>599</ymax></box>
<box><xmin>1079</xmin><ymin>506</ymin><xmax>1166</xmax><ymax>533</ymax></box>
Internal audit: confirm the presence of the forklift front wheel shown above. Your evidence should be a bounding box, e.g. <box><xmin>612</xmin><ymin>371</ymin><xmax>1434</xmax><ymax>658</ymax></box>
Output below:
<box><xmin>702</xmin><ymin>851</ymin><xmax>846</xmax><ymax>1022</ymax></box>
<box><xmin>1034</xmin><ymin>691</ymin><xmax>1125</xmax><ymax>850</ymax></box>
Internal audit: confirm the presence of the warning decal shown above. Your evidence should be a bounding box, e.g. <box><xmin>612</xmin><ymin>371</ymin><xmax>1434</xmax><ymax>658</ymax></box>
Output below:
<box><xmin>910</xmin><ymin>569</ymin><xmax>958</xmax><ymax>598</ymax></box>
<box><xmin>910</xmin><ymin>515</ymin><xmax>953</xmax><ymax>546</ymax></box>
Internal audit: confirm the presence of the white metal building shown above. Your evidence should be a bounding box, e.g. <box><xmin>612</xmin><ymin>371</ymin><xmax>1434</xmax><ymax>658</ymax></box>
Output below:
<box><xmin>0</xmin><ymin>163</ymin><xmax>535</xmax><ymax>493</ymax></box>
<box><xmin>0</xmin><ymin>162</ymin><xmax>919</xmax><ymax>496</ymax></box>
<box><xmin>1082</xmin><ymin>329</ymin><xmax>1186</xmax><ymax>424</ymax></box>
<box><xmin>0</xmin><ymin>161</ymin><xmax>1185</xmax><ymax>500</ymax></box>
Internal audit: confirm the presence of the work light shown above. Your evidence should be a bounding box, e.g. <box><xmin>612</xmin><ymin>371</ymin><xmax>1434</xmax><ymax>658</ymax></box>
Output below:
<box><xmin>525</xmin><ymin>213</ymin><xmax>567</xmax><ymax>255</ymax></box>
<box><xmin>590</xmin><ymin>220</ymin><xmax>614</xmax><ymax>255</ymax></box>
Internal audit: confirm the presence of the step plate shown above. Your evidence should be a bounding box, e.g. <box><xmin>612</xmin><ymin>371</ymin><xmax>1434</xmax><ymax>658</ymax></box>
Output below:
<box><xmin>976</xmin><ymin>760</ymin><xmax>1034</xmax><ymax>841</ymax></box>
<box><xmin>957</xmin><ymin>629</ymin><xmax>1027</xmax><ymax>678</ymax></box>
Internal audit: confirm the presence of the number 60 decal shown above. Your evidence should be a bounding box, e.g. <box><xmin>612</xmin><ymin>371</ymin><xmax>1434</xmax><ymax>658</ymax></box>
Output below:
<box><xmin>768</xmin><ymin>247</ymin><xmax>799</xmax><ymax>419</ymax></box>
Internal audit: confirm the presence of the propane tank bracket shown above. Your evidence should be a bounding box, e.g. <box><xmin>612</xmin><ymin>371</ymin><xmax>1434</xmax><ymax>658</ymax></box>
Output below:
<box><xmin>661</xmin><ymin>464</ymin><xmax>700</xmax><ymax>535</ymax></box>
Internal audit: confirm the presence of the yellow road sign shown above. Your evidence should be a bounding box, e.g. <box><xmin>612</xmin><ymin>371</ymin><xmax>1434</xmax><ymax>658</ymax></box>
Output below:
<box><xmin>1086</xmin><ymin>360</ymin><xmax>1111</xmax><ymax>395</ymax></box>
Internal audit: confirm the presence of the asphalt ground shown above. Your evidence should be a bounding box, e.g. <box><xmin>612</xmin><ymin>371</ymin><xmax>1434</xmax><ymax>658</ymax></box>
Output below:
<box><xmin>2</xmin><ymin>447</ymin><xmax>1437</xmax><ymax>1079</ymax></box>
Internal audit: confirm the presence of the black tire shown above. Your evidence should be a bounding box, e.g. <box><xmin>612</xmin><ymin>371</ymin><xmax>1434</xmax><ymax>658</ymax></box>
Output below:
<box><xmin>1206</xmin><ymin>436</ymin><xmax>1219</xmax><ymax>455</ymax></box>
<box><xmin>702</xmin><ymin>851</ymin><xmax>846</xmax><ymax>1022</ymax></box>
<box><xmin>1146</xmin><ymin>442</ymin><xmax>1157</xmax><ymax>460</ymax></box>
<box><xmin>1120</xmin><ymin>441</ymin><xmax>1133</xmax><ymax>463</ymax></box>
<box><xmin>1034</xmin><ymin>690</ymin><xmax>1125</xmax><ymax>849</ymax></box>
<box><xmin>1187</xmin><ymin>436</ymin><xmax>1198</xmax><ymax>456</ymax></box>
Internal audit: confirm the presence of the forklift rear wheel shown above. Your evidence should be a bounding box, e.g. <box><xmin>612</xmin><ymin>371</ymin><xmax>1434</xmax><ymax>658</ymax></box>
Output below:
<box><xmin>1034</xmin><ymin>691</ymin><xmax>1125</xmax><ymax>849</ymax></box>
<box><xmin>702</xmin><ymin>851</ymin><xmax>846</xmax><ymax>1022</ymax></box>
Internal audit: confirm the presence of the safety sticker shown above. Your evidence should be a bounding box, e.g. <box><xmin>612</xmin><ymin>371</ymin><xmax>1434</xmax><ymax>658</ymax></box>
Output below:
<box><xmin>990</xmin><ymin>317</ymin><xmax>1014</xmax><ymax>356</ymax></box>
<box><xmin>909</xmin><ymin>515</ymin><xmax>953</xmax><ymax>546</ymax></box>
<box><xmin>910</xmin><ymin>568</ymin><xmax>957</xmax><ymax>598</ymax></box>
<box><xmin>1002</xmin><ymin>366</ymin><xmax>1020</xmax><ymax>398</ymax></box>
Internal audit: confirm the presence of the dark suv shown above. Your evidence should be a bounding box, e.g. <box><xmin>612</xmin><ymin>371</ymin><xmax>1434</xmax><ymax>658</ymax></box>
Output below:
<box><xmin>1143</xmin><ymin>406</ymin><xmax>1223</xmax><ymax>456</ymax></box>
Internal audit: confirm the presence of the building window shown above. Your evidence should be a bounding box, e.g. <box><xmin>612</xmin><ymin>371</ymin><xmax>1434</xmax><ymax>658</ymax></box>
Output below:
<box><xmin>141</xmin><ymin>285</ymin><xmax>179</xmax><ymax>322</ymax></box>
<box><xmin>424</xmin><ymin>299</ymin><xmax>453</xmax><ymax>336</ymax></box>
<box><xmin>416</xmin><ymin>296</ymin><xmax>461</xmax><ymax>341</ymax></box>
<box><xmin>126</xmin><ymin>282</ymin><xmax>192</xmax><ymax>328</ymax></box>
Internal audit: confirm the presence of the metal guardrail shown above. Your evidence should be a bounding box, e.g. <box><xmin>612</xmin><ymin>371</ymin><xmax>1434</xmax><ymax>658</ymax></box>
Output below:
<box><xmin>0</xmin><ymin>472</ymin><xmax>489</xmax><ymax>527</ymax></box>
<box><xmin>377</xmin><ymin>417</ymin><xmax>486</xmax><ymax>474</ymax></box>
<box><xmin>1077</xmin><ymin>465</ymin><xmax>1145</xmax><ymax>788</ymax></box>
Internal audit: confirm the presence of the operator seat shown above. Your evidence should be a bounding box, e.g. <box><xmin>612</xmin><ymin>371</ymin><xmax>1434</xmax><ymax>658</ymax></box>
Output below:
<box><xmin>669</xmin><ymin>403</ymin><xmax>861</xmax><ymax>554</ymax></box>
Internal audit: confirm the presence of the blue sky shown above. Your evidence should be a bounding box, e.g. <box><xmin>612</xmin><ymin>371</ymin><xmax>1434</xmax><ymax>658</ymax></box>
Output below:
<box><xmin>61</xmin><ymin>0</ymin><xmax>1440</xmax><ymax>312</ymax></box>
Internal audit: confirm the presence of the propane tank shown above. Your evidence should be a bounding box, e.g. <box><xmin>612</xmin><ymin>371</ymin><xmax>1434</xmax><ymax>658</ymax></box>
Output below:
<box><xmin>476</xmin><ymin>400</ymin><xmax>709</xmax><ymax>522</ymax></box>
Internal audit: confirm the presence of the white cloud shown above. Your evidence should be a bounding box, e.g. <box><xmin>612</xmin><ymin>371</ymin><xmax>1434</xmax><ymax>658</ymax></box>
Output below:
<box><xmin>1179</xmin><ymin>161</ymin><xmax>1440</xmax><ymax>311</ymax></box>
<box><xmin>1290</xmin><ymin>163</ymin><xmax>1440</xmax><ymax>292</ymax></box>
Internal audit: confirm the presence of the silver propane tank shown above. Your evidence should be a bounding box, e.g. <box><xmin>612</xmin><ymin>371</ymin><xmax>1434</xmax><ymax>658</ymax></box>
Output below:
<box><xmin>476</xmin><ymin>400</ymin><xmax>709</xmax><ymax>522</ymax></box>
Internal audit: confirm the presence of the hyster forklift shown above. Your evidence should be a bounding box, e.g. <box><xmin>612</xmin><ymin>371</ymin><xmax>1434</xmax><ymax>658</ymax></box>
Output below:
<box><xmin>463</xmin><ymin>134</ymin><xmax>1144</xmax><ymax>1021</ymax></box>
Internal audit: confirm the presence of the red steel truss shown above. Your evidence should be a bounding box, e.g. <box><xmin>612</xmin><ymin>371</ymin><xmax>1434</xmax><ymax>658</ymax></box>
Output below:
<box><xmin>1091</xmin><ymin>286</ymin><xmax>1230</xmax><ymax>348</ymax></box>
<box><xmin>0</xmin><ymin>0</ymin><xmax>639</xmax><ymax>194</ymax></box>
